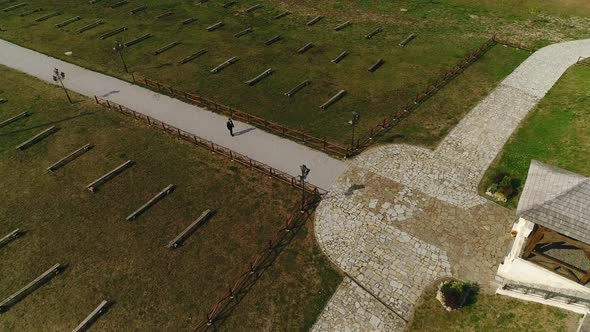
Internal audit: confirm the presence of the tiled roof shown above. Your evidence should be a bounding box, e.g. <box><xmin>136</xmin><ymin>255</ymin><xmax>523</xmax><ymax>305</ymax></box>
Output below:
<box><xmin>518</xmin><ymin>160</ymin><xmax>590</xmax><ymax>244</ymax></box>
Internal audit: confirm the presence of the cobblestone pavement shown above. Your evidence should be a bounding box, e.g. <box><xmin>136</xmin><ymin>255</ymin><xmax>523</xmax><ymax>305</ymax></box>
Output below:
<box><xmin>312</xmin><ymin>277</ymin><xmax>406</xmax><ymax>332</ymax></box>
<box><xmin>313</xmin><ymin>39</ymin><xmax>590</xmax><ymax>331</ymax></box>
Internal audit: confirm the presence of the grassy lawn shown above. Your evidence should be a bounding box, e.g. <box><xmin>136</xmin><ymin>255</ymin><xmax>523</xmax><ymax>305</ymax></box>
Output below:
<box><xmin>482</xmin><ymin>65</ymin><xmax>590</xmax><ymax>208</ymax></box>
<box><xmin>0</xmin><ymin>0</ymin><xmax>538</xmax><ymax>147</ymax></box>
<box><xmin>407</xmin><ymin>285</ymin><xmax>581</xmax><ymax>332</ymax></box>
<box><xmin>0</xmin><ymin>65</ymin><xmax>341</xmax><ymax>331</ymax></box>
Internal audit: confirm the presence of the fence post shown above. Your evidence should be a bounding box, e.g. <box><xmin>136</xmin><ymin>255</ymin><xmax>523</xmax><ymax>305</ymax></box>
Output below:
<box><xmin>118</xmin><ymin>105</ymin><xmax>124</xmax><ymax>113</ymax></box>
<box><xmin>194</xmin><ymin>135</ymin><xmax>198</xmax><ymax>145</ymax></box>
<box><xmin>147</xmin><ymin>116</ymin><xmax>151</xmax><ymax>125</ymax></box>
<box><xmin>133</xmin><ymin>111</ymin><xmax>138</xmax><ymax>119</ymax></box>
<box><xmin>94</xmin><ymin>95</ymin><xmax>99</xmax><ymax>104</ymax></box>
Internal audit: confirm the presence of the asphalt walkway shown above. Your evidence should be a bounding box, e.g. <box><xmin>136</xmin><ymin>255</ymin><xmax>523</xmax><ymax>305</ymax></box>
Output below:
<box><xmin>0</xmin><ymin>38</ymin><xmax>348</xmax><ymax>190</ymax></box>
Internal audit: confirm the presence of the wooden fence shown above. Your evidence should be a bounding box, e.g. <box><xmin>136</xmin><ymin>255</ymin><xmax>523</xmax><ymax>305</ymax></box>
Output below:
<box><xmin>193</xmin><ymin>194</ymin><xmax>320</xmax><ymax>331</ymax></box>
<box><xmin>132</xmin><ymin>75</ymin><xmax>352</xmax><ymax>157</ymax></box>
<box><xmin>94</xmin><ymin>96</ymin><xmax>325</xmax><ymax>195</ymax></box>
<box><xmin>129</xmin><ymin>35</ymin><xmax>533</xmax><ymax>157</ymax></box>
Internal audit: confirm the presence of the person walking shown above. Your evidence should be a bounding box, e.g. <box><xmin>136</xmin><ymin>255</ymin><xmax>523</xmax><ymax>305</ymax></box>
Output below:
<box><xmin>226</xmin><ymin>118</ymin><xmax>235</xmax><ymax>137</ymax></box>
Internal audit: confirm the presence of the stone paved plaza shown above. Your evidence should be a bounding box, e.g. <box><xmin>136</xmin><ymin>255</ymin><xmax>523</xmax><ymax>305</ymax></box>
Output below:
<box><xmin>313</xmin><ymin>39</ymin><xmax>590</xmax><ymax>331</ymax></box>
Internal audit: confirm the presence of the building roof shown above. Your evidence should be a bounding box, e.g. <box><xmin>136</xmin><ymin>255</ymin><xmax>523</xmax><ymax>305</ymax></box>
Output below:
<box><xmin>518</xmin><ymin>160</ymin><xmax>590</xmax><ymax>244</ymax></box>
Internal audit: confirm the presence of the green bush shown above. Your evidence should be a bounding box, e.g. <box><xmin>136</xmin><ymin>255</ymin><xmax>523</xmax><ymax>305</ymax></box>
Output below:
<box><xmin>441</xmin><ymin>280</ymin><xmax>478</xmax><ymax>310</ymax></box>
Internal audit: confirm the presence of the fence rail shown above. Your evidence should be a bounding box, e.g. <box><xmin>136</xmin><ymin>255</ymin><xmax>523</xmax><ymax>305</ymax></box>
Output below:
<box><xmin>94</xmin><ymin>96</ymin><xmax>325</xmax><ymax>195</ymax></box>
<box><xmin>132</xmin><ymin>75</ymin><xmax>352</xmax><ymax>157</ymax></box>
<box><xmin>129</xmin><ymin>35</ymin><xmax>531</xmax><ymax>157</ymax></box>
<box><xmin>193</xmin><ymin>194</ymin><xmax>320</xmax><ymax>331</ymax></box>
<box><xmin>577</xmin><ymin>56</ymin><xmax>590</xmax><ymax>66</ymax></box>
<box><xmin>352</xmin><ymin>35</ymin><xmax>500</xmax><ymax>151</ymax></box>
<box><xmin>502</xmin><ymin>282</ymin><xmax>590</xmax><ymax>308</ymax></box>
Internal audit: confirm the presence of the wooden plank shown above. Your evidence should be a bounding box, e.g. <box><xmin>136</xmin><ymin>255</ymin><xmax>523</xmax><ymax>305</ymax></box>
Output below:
<box><xmin>35</xmin><ymin>11</ymin><xmax>61</xmax><ymax>22</ymax></box>
<box><xmin>99</xmin><ymin>27</ymin><xmax>127</xmax><ymax>40</ymax></box>
<box><xmin>55</xmin><ymin>16</ymin><xmax>81</xmax><ymax>28</ymax></box>
<box><xmin>153</xmin><ymin>41</ymin><xmax>180</xmax><ymax>55</ymax></box>
<box><xmin>19</xmin><ymin>7</ymin><xmax>42</xmax><ymax>17</ymax></box>
<box><xmin>306</xmin><ymin>15</ymin><xmax>323</xmax><ymax>26</ymax></box>
<box><xmin>244</xmin><ymin>68</ymin><xmax>273</xmax><ymax>86</ymax></box>
<box><xmin>78</xmin><ymin>20</ymin><xmax>103</xmax><ymax>34</ymax></box>
<box><xmin>210</xmin><ymin>57</ymin><xmax>238</xmax><ymax>73</ymax></box>
<box><xmin>86</xmin><ymin>160</ymin><xmax>133</xmax><ymax>192</ymax></box>
<box><xmin>206</xmin><ymin>21</ymin><xmax>223</xmax><ymax>32</ymax></box>
<box><xmin>15</xmin><ymin>126</ymin><xmax>57</xmax><ymax>150</ymax></box>
<box><xmin>285</xmin><ymin>80</ymin><xmax>311</xmax><ymax>97</ymax></box>
<box><xmin>178</xmin><ymin>49</ymin><xmax>207</xmax><ymax>64</ymax></box>
<box><xmin>0</xmin><ymin>228</ymin><xmax>22</xmax><ymax>249</ymax></box>
<box><xmin>124</xmin><ymin>34</ymin><xmax>151</xmax><ymax>48</ymax></box>
<box><xmin>3</xmin><ymin>2</ymin><xmax>26</xmax><ymax>12</ymax></box>
<box><xmin>320</xmin><ymin>90</ymin><xmax>346</xmax><ymax>110</ymax></box>
<box><xmin>334</xmin><ymin>21</ymin><xmax>351</xmax><ymax>31</ymax></box>
<box><xmin>126</xmin><ymin>184</ymin><xmax>175</xmax><ymax>221</ymax></box>
<box><xmin>47</xmin><ymin>143</ymin><xmax>93</xmax><ymax>172</ymax></box>
<box><xmin>234</xmin><ymin>27</ymin><xmax>252</xmax><ymax>38</ymax></box>
<box><xmin>244</xmin><ymin>4</ymin><xmax>262</xmax><ymax>13</ymax></box>
<box><xmin>331</xmin><ymin>51</ymin><xmax>349</xmax><ymax>64</ymax></box>
<box><xmin>399</xmin><ymin>33</ymin><xmax>416</xmax><ymax>47</ymax></box>
<box><xmin>0</xmin><ymin>111</ymin><xmax>29</xmax><ymax>128</ymax></box>
<box><xmin>0</xmin><ymin>263</ymin><xmax>62</xmax><ymax>312</ymax></box>
<box><xmin>72</xmin><ymin>300</ymin><xmax>109</xmax><ymax>332</ymax></box>
<box><xmin>166</xmin><ymin>210</ymin><xmax>212</xmax><ymax>249</ymax></box>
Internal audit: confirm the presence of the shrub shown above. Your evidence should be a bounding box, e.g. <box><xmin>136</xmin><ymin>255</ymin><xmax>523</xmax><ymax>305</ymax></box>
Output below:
<box><xmin>439</xmin><ymin>280</ymin><xmax>478</xmax><ymax>310</ymax></box>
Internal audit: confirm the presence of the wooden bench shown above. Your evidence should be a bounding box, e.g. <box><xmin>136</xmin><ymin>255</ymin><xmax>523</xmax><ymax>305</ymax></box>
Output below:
<box><xmin>166</xmin><ymin>210</ymin><xmax>212</xmax><ymax>249</ymax></box>
<box><xmin>334</xmin><ymin>21</ymin><xmax>351</xmax><ymax>31</ymax></box>
<box><xmin>399</xmin><ymin>33</ymin><xmax>416</xmax><ymax>47</ymax></box>
<box><xmin>244</xmin><ymin>4</ymin><xmax>262</xmax><ymax>13</ymax></box>
<box><xmin>210</xmin><ymin>57</ymin><xmax>238</xmax><ymax>73</ymax></box>
<box><xmin>178</xmin><ymin>50</ymin><xmax>207</xmax><ymax>65</ymax></box>
<box><xmin>234</xmin><ymin>27</ymin><xmax>252</xmax><ymax>38</ymax></box>
<box><xmin>130</xmin><ymin>5</ymin><xmax>147</xmax><ymax>14</ymax></box>
<box><xmin>124</xmin><ymin>34</ymin><xmax>152</xmax><ymax>48</ymax></box>
<box><xmin>331</xmin><ymin>51</ymin><xmax>349</xmax><ymax>64</ymax></box>
<box><xmin>223</xmin><ymin>1</ymin><xmax>236</xmax><ymax>8</ymax></box>
<box><xmin>264</xmin><ymin>35</ymin><xmax>282</xmax><ymax>46</ymax></box>
<box><xmin>35</xmin><ymin>11</ymin><xmax>61</xmax><ymax>22</ymax></box>
<box><xmin>99</xmin><ymin>27</ymin><xmax>127</xmax><ymax>40</ymax></box>
<box><xmin>206</xmin><ymin>21</ymin><xmax>224</xmax><ymax>32</ymax></box>
<box><xmin>181</xmin><ymin>17</ymin><xmax>197</xmax><ymax>25</ymax></box>
<box><xmin>19</xmin><ymin>7</ymin><xmax>42</xmax><ymax>17</ymax></box>
<box><xmin>153</xmin><ymin>41</ymin><xmax>180</xmax><ymax>56</ymax></box>
<box><xmin>86</xmin><ymin>160</ymin><xmax>133</xmax><ymax>192</ymax></box>
<box><xmin>0</xmin><ymin>111</ymin><xmax>29</xmax><ymax>128</ymax></box>
<box><xmin>78</xmin><ymin>20</ymin><xmax>103</xmax><ymax>34</ymax></box>
<box><xmin>320</xmin><ymin>90</ymin><xmax>347</xmax><ymax>110</ymax></box>
<box><xmin>0</xmin><ymin>229</ymin><xmax>22</xmax><ymax>249</ymax></box>
<box><xmin>156</xmin><ymin>11</ymin><xmax>173</xmax><ymax>19</ymax></box>
<box><xmin>365</xmin><ymin>27</ymin><xmax>383</xmax><ymax>39</ymax></box>
<box><xmin>3</xmin><ymin>2</ymin><xmax>26</xmax><ymax>12</ymax></box>
<box><xmin>126</xmin><ymin>184</ymin><xmax>175</xmax><ymax>221</ymax></box>
<box><xmin>244</xmin><ymin>68</ymin><xmax>273</xmax><ymax>86</ymax></box>
<box><xmin>72</xmin><ymin>300</ymin><xmax>109</xmax><ymax>332</ymax></box>
<box><xmin>55</xmin><ymin>16</ymin><xmax>81</xmax><ymax>28</ymax></box>
<box><xmin>15</xmin><ymin>126</ymin><xmax>57</xmax><ymax>150</ymax></box>
<box><xmin>297</xmin><ymin>43</ymin><xmax>313</xmax><ymax>54</ymax></box>
<box><xmin>274</xmin><ymin>11</ymin><xmax>290</xmax><ymax>19</ymax></box>
<box><xmin>110</xmin><ymin>0</ymin><xmax>128</xmax><ymax>9</ymax></box>
<box><xmin>306</xmin><ymin>15</ymin><xmax>323</xmax><ymax>26</ymax></box>
<box><xmin>285</xmin><ymin>80</ymin><xmax>311</xmax><ymax>97</ymax></box>
<box><xmin>368</xmin><ymin>59</ymin><xmax>385</xmax><ymax>73</ymax></box>
<box><xmin>47</xmin><ymin>143</ymin><xmax>93</xmax><ymax>172</ymax></box>
<box><xmin>0</xmin><ymin>263</ymin><xmax>62</xmax><ymax>313</ymax></box>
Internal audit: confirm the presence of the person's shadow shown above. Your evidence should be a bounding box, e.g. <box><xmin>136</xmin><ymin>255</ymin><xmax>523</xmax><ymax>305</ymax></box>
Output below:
<box><xmin>234</xmin><ymin>127</ymin><xmax>256</xmax><ymax>136</ymax></box>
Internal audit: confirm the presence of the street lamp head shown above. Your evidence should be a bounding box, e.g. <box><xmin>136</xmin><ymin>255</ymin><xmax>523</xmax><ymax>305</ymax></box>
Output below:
<box><xmin>352</xmin><ymin>111</ymin><xmax>360</xmax><ymax>124</ymax></box>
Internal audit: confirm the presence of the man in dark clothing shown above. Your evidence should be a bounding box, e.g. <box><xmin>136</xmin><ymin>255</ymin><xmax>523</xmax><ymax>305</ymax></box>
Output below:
<box><xmin>226</xmin><ymin>118</ymin><xmax>235</xmax><ymax>136</ymax></box>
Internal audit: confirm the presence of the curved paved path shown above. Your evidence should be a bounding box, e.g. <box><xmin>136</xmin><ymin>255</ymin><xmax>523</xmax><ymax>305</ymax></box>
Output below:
<box><xmin>313</xmin><ymin>39</ymin><xmax>590</xmax><ymax>331</ymax></box>
<box><xmin>0</xmin><ymin>38</ymin><xmax>348</xmax><ymax>190</ymax></box>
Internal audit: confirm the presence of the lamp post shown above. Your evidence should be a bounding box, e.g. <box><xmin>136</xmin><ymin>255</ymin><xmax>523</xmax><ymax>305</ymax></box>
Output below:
<box><xmin>351</xmin><ymin>111</ymin><xmax>360</xmax><ymax>150</ymax></box>
<box><xmin>113</xmin><ymin>40</ymin><xmax>129</xmax><ymax>73</ymax></box>
<box><xmin>299</xmin><ymin>164</ymin><xmax>310</xmax><ymax>213</ymax></box>
<box><xmin>52</xmin><ymin>68</ymin><xmax>72</xmax><ymax>104</ymax></box>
